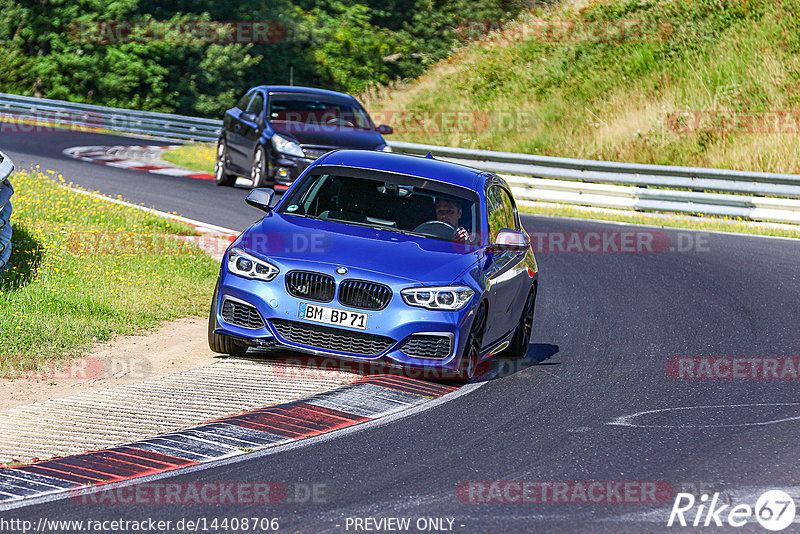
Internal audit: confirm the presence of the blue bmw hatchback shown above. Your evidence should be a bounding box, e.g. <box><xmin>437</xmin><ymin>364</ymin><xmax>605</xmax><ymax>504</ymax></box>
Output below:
<box><xmin>208</xmin><ymin>150</ymin><xmax>538</xmax><ymax>381</ymax></box>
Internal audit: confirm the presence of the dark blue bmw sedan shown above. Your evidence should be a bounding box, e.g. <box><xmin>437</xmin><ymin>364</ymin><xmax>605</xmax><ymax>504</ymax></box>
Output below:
<box><xmin>208</xmin><ymin>150</ymin><xmax>537</xmax><ymax>381</ymax></box>
<box><xmin>215</xmin><ymin>85</ymin><xmax>392</xmax><ymax>190</ymax></box>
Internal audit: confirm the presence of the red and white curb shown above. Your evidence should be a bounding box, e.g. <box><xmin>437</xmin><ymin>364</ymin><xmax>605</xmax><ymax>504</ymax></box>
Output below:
<box><xmin>0</xmin><ymin>182</ymin><xmax>477</xmax><ymax>508</ymax></box>
<box><xmin>62</xmin><ymin>145</ymin><xmax>214</xmax><ymax>181</ymax></box>
<box><xmin>0</xmin><ymin>375</ymin><xmax>459</xmax><ymax>506</ymax></box>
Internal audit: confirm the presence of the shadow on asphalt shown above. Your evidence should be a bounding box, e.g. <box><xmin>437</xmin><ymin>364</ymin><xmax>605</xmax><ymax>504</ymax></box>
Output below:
<box><xmin>477</xmin><ymin>342</ymin><xmax>561</xmax><ymax>381</ymax></box>
<box><xmin>527</xmin><ymin>342</ymin><xmax>559</xmax><ymax>363</ymax></box>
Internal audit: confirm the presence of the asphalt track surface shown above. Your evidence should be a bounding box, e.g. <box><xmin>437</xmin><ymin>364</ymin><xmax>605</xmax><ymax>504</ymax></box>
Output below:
<box><xmin>2</xmin><ymin>124</ymin><xmax>800</xmax><ymax>532</ymax></box>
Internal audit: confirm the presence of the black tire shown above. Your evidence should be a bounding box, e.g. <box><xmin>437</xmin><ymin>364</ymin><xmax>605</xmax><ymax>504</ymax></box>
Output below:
<box><xmin>214</xmin><ymin>139</ymin><xmax>237</xmax><ymax>187</ymax></box>
<box><xmin>207</xmin><ymin>286</ymin><xmax>248</xmax><ymax>357</ymax></box>
<box><xmin>250</xmin><ymin>145</ymin><xmax>271</xmax><ymax>188</ymax></box>
<box><xmin>505</xmin><ymin>285</ymin><xmax>536</xmax><ymax>359</ymax></box>
<box><xmin>457</xmin><ymin>304</ymin><xmax>487</xmax><ymax>382</ymax></box>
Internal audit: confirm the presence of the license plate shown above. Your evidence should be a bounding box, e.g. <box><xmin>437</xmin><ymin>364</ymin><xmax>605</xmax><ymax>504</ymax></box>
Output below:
<box><xmin>298</xmin><ymin>302</ymin><xmax>368</xmax><ymax>330</ymax></box>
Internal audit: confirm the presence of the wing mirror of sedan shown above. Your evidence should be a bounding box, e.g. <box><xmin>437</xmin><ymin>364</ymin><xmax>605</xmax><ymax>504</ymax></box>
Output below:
<box><xmin>494</xmin><ymin>229</ymin><xmax>531</xmax><ymax>251</ymax></box>
<box><xmin>376</xmin><ymin>124</ymin><xmax>393</xmax><ymax>135</ymax></box>
<box><xmin>240</xmin><ymin>111</ymin><xmax>259</xmax><ymax>123</ymax></box>
<box><xmin>245</xmin><ymin>188</ymin><xmax>275</xmax><ymax>212</ymax></box>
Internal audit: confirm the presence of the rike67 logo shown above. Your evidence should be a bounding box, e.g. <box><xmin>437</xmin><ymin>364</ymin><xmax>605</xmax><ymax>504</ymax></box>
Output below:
<box><xmin>668</xmin><ymin>490</ymin><xmax>796</xmax><ymax>531</ymax></box>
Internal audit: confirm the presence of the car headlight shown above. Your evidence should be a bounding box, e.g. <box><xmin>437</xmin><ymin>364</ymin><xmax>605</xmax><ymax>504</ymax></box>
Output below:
<box><xmin>271</xmin><ymin>134</ymin><xmax>304</xmax><ymax>158</ymax></box>
<box><xmin>375</xmin><ymin>144</ymin><xmax>392</xmax><ymax>153</ymax></box>
<box><xmin>227</xmin><ymin>247</ymin><xmax>279</xmax><ymax>281</ymax></box>
<box><xmin>401</xmin><ymin>286</ymin><xmax>474</xmax><ymax>310</ymax></box>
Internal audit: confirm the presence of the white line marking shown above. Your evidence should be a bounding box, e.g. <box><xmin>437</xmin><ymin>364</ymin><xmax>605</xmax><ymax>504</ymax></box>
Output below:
<box><xmin>608</xmin><ymin>403</ymin><xmax>800</xmax><ymax>428</ymax></box>
<box><xmin>63</xmin><ymin>186</ymin><xmax>239</xmax><ymax>236</ymax></box>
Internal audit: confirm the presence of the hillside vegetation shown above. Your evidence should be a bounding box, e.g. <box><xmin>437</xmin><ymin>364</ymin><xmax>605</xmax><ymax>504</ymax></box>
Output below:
<box><xmin>364</xmin><ymin>0</ymin><xmax>800</xmax><ymax>173</ymax></box>
<box><xmin>0</xmin><ymin>0</ymin><xmax>528</xmax><ymax>118</ymax></box>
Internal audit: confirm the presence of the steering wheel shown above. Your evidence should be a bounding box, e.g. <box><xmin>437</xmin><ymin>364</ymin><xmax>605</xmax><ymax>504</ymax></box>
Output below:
<box><xmin>413</xmin><ymin>220</ymin><xmax>457</xmax><ymax>240</ymax></box>
<box><xmin>325</xmin><ymin>117</ymin><xmax>355</xmax><ymax>128</ymax></box>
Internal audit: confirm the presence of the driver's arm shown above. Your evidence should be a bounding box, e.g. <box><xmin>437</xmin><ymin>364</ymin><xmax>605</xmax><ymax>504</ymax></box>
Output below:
<box><xmin>453</xmin><ymin>226</ymin><xmax>472</xmax><ymax>243</ymax></box>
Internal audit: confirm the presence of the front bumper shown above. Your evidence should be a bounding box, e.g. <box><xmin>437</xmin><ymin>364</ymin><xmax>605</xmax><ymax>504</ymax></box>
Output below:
<box><xmin>269</xmin><ymin>154</ymin><xmax>314</xmax><ymax>189</ymax></box>
<box><xmin>270</xmin><ymin>147</ymin><xmax>333</xmax><ymax>188</ymax></box>
<box><xmin>213</xmin><ymin>262</ymin><xmax>478</xmax><ymax>375</ymax></box>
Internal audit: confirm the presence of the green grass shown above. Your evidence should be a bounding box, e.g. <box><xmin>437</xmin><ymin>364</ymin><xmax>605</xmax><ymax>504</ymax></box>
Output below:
<box><xmin>162</xmin><ymin>143</ymin><xmax>216</xmax><ymax>174</ymax></box>
<box><xmin>362</xmin><ymin>0</ymin><xmax>800</xmax><ymax>174</ymax></box>
<box><xmin>0</xmin><ymin>169</ymin><xmax>219</xmax><ymax>378</ymax></box>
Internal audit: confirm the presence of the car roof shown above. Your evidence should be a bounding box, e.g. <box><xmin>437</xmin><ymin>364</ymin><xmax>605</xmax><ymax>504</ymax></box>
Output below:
<box><xmin>250</xmin><ymin>85</ymin><xmax>358</xmax><ymax>101</ymax></box>
<box><xmin>314</xmin><ymin>149</ymin><xmax>488</xmax><ymax>191</ymax></box>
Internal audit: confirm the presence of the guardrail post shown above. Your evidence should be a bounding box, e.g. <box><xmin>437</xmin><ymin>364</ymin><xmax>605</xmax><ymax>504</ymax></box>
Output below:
<box><xmin>0</xmin><ymin>151</ymin><xmax>15</xmax><ymax>273</ymax></box>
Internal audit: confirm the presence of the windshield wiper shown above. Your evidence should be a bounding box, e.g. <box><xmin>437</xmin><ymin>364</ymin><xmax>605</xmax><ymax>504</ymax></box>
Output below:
<box><xmin>284</xmin><ymin>213</ymin><xmax>323</xmax><ymax>220</ymax></box>
<box><xmin>286</xmin><ymin>214</ymin><xmax>431</xmax><ymax>239</ymax></box>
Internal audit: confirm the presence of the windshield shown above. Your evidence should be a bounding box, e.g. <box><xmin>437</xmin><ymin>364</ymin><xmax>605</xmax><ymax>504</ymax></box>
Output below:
<box><xmin>268</xmin><ymin>94</ymin><xmax>373</xmax><ymax>130</ymax></box>
<box><xmin>278</xmin><ymin>172</ymin><xmax>480</xmax><ymax>243</ymax></box>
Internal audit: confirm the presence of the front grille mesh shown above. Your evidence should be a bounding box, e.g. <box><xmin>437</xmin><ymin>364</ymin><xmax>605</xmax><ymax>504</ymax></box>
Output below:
<box><xmin>399</xmin><ymin>335</ymin><xmax>452</xmax><ymax>359</ymax></box>
<box><xmin>286</xmin><ymin>271</ymin><xmax>335</xmax><ymax>302</ymax></box>
<box><xmin>221</xmin><ymin>299</ymin><xmax>265</xmax><ymax>329</ymax></box>
<box><xmin>338</xmin><ymin>280</ymin><xmax>392</xmax><ymax>310</ymax></box>
<box><xmin>271</xmin><ymin>319</ymin><xmax>394</xmax><ymax>356</ymax></box>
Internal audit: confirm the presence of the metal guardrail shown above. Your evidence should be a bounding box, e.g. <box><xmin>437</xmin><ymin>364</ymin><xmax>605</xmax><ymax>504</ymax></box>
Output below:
<box><xmin>0</xmin><ymin>92</ymin><xmax>799</xmax><ymax>224</ymax></box>
<box><xmin>0</xmin><ymin>92</ymin><xmax>221</xmax><ymax>143</ymax></box>
<box><xmin>0</xmin><ymin>151</ymin><xmax>14</xmax><ymax>273</ymax></box>
<box><xmin>388</xmin><ymin>140</ymin><xmax>800</xmax><ymax>225</ymax></box>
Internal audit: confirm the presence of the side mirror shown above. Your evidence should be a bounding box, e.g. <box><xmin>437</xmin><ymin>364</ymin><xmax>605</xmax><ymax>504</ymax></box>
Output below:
<box><xmin>245</xmin><ymin>188</ymin><xmax>274</xmax><ymax>212</ymax></box>
<box><xmin>240</xmin><ymin>111</ymin><xmax>258</xmax><ymax>123</ymax></box>
<box><xmin>376</xmin><ymin>124</ymin><xmax>393</xmax><ymax>135</ymax></box>
<box><xmin>494</xmin><ymin>229</ymin><xmax>530</xmax><ymax>250</ymax></box>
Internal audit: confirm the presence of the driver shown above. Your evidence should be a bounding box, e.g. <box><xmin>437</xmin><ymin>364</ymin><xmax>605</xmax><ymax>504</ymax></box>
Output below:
<box><xmin>434</xmin><ymin>198</ymin><xmax>472</xmax><ymax>243</ymax></box>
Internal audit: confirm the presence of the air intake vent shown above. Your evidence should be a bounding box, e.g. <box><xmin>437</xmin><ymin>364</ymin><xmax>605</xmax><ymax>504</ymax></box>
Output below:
<box><xmin>221</xmin><ymin>299</ymin><xmax>265</xmax><ymax>329</ymax></box>
<box><xmin>285</xmin><ymin>271</ymin><xmax>335</xmax><ymax>302</ymax></box>
<box><xmin>338</xmin><ymin>280</ymin><xmax>392</xmax><ymax>310</ymax></box>
<box><xmin>399</xmin><ymin>334</ymin><xmax>452</xmax><ymax>359</ymax></box>
<box><xmin>271</xmin><ymin>319</ymin><xmax>394</xmax><ymax>357</ymax></box>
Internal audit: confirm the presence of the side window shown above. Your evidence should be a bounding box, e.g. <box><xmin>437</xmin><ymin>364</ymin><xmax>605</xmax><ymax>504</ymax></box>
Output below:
<box><xmin>487</xmin><ymin>186</ymin><xmax>510</xmax><ymax>244</ymax></box>
<box><xmin>499</xmin><ymin>188</ymin><xmax>518</xmax><ymax>230</ymax></box>
<box><xmin>236</xmin><ymin>92</ymin><xmax>252</xmax><ymax>110</ymax></box>
<box><xmin>246</xmin><ymin>93</ymin><xmax>264</xmax><ymax>116</ymax></box>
